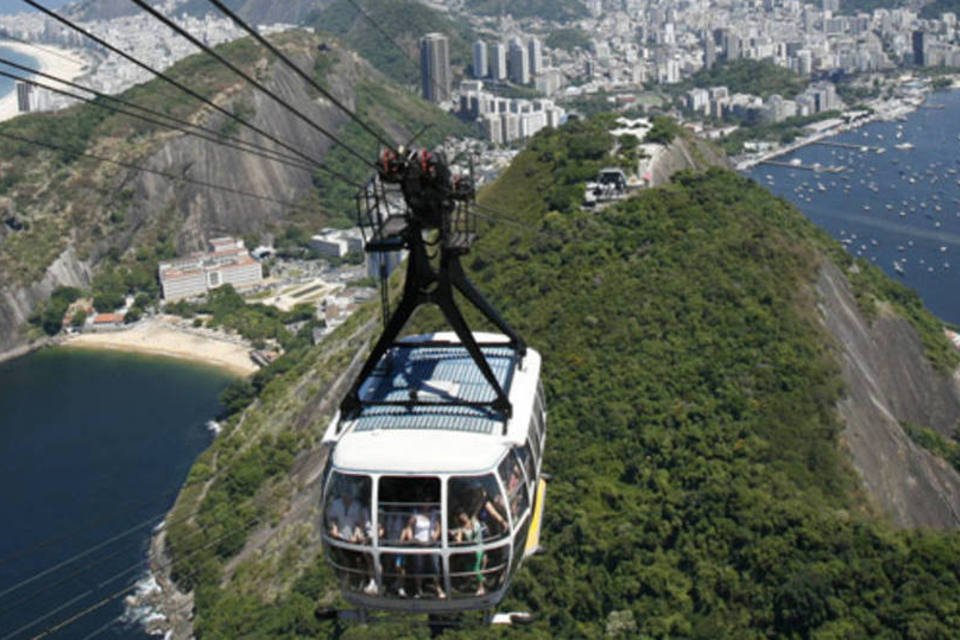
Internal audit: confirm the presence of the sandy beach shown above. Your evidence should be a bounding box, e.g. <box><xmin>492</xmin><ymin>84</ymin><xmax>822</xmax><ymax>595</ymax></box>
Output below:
<box><xmin>62</xmin><ymin>317</ymin><xmax>259</xmax><ymax>377</ymax></box>
<box><xmin>0</xmin><ymin>39</ymin><xmax>90</xmax><ymax>122</ymax></box>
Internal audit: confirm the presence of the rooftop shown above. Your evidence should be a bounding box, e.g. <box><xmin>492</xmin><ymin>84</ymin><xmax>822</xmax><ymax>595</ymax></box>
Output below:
<box><xmin>328</xmin><ymin>333</ymin><xmax>541</xmax><ymax>474</ymax></box>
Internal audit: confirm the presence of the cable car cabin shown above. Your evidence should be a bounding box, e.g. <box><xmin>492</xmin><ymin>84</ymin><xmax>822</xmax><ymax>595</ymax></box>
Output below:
<box><xmin>320</xmin><ymin>332</ymin><xmax>547</xmax><ymax>613</ymax></box>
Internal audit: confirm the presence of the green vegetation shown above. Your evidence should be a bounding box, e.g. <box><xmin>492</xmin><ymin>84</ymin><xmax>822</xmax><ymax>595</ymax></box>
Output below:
<box><xmin>524</xmin><ymin>116</ymin><xmax>615</xmax><ymax>213</ymax></box>
<box><xmin>165</xmin><ymin>284</ymin><xmax>323</xmax><ymax>417</ymax></box>
<box><xmin>932</xmin><ymin>76</ymin><xmax>953</xmax><ymax>90</ymax></box>
<box><xmin>718</xmin><ymin>110</ymin><xmax>842</xmax><ymax>155</ymax></box>
<box><xmin>465</xmin><ymin>0</ymin><xmax>587</xmax><ymax>20</ymax></box>
<box><xmin>169</xmin><ymin>117</ymin><xmax>960</xmax><ymax>638</ymax></box>
<box><xmin>29</xmin><ymin>286</ymin><xmax>81</xmax><ymax>336</ymax></box>
<box><xmin>686</xmin><ymin>59</ymin><xmax>808</xmax><ymax>99</ymax></box>
<box><xmin>919</xmin><ymin>0</ymin><xmax>959</xmax><ymax>18</ymax></box>
<box><xmin>845</xmin><ymin>260</ymin><xmax>960</xmax><ymax>372</ymax></box>
<box><xmin>644</xmin><ymin>115</ymin><xmax>682</xmax><ymax>145</ymax></box>
<box><xmin>313</xmin><ymin>74</ymin><xmax>473</xmax><ymax>223</ymax></box>
<box><xmin>311</xmin><ymin>0</ymin><xmax>475</xmax><ymax>85</ymax></box>
<box><xmin>902</xmin><ymin>421</ymin><xmax>960</xmax><ymax>473</ymax></box>
<box><xmin>544</xmin><ymin>27</ymin><xmax>592</xmax><ymax>53</ymax></box>
<box><xmin>167</xmin><ymin>285</ymin><xmax>317</xmax><ymax>351</ymax></box>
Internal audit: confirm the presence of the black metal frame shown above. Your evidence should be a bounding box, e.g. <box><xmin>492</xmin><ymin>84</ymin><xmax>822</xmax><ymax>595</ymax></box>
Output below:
<box><xmin>339</xmin><ymin>162</ymin><xmax>526</xmax><ymax>424</ymax></box>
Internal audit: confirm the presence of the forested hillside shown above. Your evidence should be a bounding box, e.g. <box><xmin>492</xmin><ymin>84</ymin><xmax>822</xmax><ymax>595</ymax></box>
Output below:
<box><xmin>161</xmin><ymin>117</ymin><xmax>960</xmax><ymax>639</ymax></box>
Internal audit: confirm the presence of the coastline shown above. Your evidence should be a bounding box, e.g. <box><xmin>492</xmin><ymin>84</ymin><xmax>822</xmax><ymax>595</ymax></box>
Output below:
<box><xmin>0</xmin><ymin>39</ymin><xmax>90</xmax><ymax>122</ymax></box>
<box><xmin>61</xmin><ymin>317</ymin><xmax>259</xmax><ymax>377</ymax></box>
<box><xmin>733</xmin><ymin>78</ymin><xmax>960</xmax><ymax>171</ymax></box>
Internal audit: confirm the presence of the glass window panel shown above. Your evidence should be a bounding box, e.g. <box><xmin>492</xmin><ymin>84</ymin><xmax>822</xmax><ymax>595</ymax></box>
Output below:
<box><xmin>498</xmin><ymin>452</ymin><xmax>529</xmax><ymax>523</ymax></box>
<box><xmin>513</xmin><ymin>515</ymin><xmax>531</xmax><ymax>568</ymax></box>
<box><xmin>324</xmin><ymin>473</ymin><xmax>372</xmax><ymax>544</ymax></box>
<box><xmin>378</xmin><ymin>476</ymin><xmax>441</xmax><ymax>547</ymax></box>
<box><xmin>448</xmin><ymin>474</ymin><xmax>508</xmax><ymax>543</ymax></box>
<box><xmin>381</xmin><ymin>552</ymin><xmax>445</xmax><ymax>599</ymax></box>
<box><xmin>325</xmin><ymin>546</ymin><xmax>375</xmax><ymax>594</ymax></box>
<box><xmin>449</xmin><ymin>544</ymin><xmax>509</xmax><ymax>598</ymax></box>
<box><xmin>516</xmin><ymin>444</ymin><xmax>535</xmax><ymax>488</ymax></box>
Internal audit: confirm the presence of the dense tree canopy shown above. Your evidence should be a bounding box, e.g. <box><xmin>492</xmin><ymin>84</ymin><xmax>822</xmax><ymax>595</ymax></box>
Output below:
<box><xmin>169</xmin><ymin>119</ymin><xmax>960</xmax><ymax>639</ymax></box>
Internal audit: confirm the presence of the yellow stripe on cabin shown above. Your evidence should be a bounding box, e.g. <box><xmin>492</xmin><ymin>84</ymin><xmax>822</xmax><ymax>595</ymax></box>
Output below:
<box><xmin>524</xmin><ymin>478</ymin><xmax>547</xmax><ymax>557</ymax></box>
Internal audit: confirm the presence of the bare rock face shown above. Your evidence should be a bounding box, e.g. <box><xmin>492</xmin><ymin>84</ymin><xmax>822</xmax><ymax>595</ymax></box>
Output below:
<box><xmin>0</xmin><ymin>247</ymin><xmax>92</xmax><ymax>354</ymax></box>
<box><xmin>817</xmin><ymin>261</ymin><xmax>960</xmax><ymax>528</ymax></box>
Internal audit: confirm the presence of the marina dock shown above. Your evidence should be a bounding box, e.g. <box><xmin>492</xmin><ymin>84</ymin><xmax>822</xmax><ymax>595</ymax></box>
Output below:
<box><xmin>810</xmin><ymin>140</ymin><xmax>884</xmax><ymax>152</ymax></box>
<box><xmin>758</xmin><ymin>159</ymin><xmax>845</xmax><ymax>172</ymax></box>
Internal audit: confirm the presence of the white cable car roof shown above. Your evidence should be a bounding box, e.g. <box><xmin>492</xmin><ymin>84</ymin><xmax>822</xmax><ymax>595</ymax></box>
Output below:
<box><xmin>327</xmin><ymin>332</ymin><xmax>540</xmax><ymax>474</ymax></box>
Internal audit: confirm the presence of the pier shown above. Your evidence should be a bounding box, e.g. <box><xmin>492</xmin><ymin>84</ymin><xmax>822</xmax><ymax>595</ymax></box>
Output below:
<box><xmin>758</xmin><ymin>159</ymin><xmax>845</xmax><ymax>173</ymax></box>
<box><xmin>811</xmin><ymin>140</ymin><xmax>884</xmax><ymax>152</ymax></box>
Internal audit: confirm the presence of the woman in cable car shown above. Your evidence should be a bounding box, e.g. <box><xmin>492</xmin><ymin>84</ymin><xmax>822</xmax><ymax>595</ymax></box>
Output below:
<box><xmin>320</xmin><ymin>332</ymin><xmax>547</xmax><ymax>613</ymax></box>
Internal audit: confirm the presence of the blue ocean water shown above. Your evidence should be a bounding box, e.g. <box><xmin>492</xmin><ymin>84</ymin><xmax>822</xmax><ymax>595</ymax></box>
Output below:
<box><xmin>0</xmin><ymin>45</ymin><xmax>38</xmax><ymax>102</ymax></box>
<box><xmin>747</xmin><ymin>89</ymin><xmax>960</xmax><ymax>325</ymax></box>
<box><xmin>0</xmin><ymin>349</ymin><xmax>232</xmax><ymax>639</ymax></box>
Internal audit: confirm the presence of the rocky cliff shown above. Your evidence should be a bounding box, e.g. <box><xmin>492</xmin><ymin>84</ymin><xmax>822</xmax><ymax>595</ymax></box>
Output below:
<box><xmin>817</xmin><ymin>260</ymin><xmax>960</xmax><ymax>527</ymax></box>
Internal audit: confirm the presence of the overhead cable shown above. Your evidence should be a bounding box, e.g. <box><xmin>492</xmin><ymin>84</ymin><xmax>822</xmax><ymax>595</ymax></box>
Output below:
<box><xmin>0</xmin><ymin>130</ymin><xmax>307</xmax><ymax>208</ymax></box>
<box><xmin>0</xmin><ymin>67</ymin><xmax>323</xmax><ymax>175</ymax></box>
<box><xmin>205</xmin><ymin>0</ymin><xmax>397</xmax><ymax>152</ymax></box>
<box><xmin>126</xmin><ymin>0</ymin><xmax>377</xmax><ymax>169</ymax></box>
<box><xmin>20</xmin><ymin>0</ymin><xmax>350</xmax><ymax>183</ymax></box>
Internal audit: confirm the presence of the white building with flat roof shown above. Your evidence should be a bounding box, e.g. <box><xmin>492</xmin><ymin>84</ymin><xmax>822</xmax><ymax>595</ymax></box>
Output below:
<box><xmin>310</xmin><ymin>228</ymin><xmax>364</xmax><ymax>258</ymax></box>
<box><xmin>159</xmin><ymin>237</ymin><xmax>263</xmax><ymax>301</ymax></box>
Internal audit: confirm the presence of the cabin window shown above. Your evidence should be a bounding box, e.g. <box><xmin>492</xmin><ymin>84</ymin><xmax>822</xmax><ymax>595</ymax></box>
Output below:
<box><xmin>528</xmin><ymin>413</ymin><xmax>542</xmax><ymax>457</ymax></box>
<box><xmin>526</xmin><ymin>433</ymin><xmax>540</xmax><ymax>470</ymax></box>
<box><xmin>512</xmin><ymin>514</ymin><xmax>531</xmax><ymax>569</ymax></box>
<box><xmin>515</xmin><ymin>444</ymin><xmax>535</xmax><ymax>489</ymax></box>
<box><xmin>498</xmin><ymin>453</ymin><xmax>529</xmax><ymax>524</ymax></box>
<box><xmin>325</xmin><ymin>546</ymin><xmax>375</xmax><ymax>594</ymax></box>
<box><xmin>377</xmin><ymin>476</ymin><xmax>442</xmax><ymax>547</ymax></box>
<box><xmin>448</xmin><ymin>474</ymin><xmax>509</xmax><ymax>543</ymax></box>
<box><xmin>380</xmin><ymin>551</ymin><xmax>445</xmax><ymax>599</ymax></box>
<box><xmin>449</xmin><ymin>544</ymin><xmax>509</xmax><ymax>598</ymax></box>
<box><xmin>533</xmin><ymin>383</ymin><xmax>547</xmax><ymax>451</ymax></box>
<box><xmin>323</xmin><ymin>473</ymin><xmax>372</xmax><ymax>545</ymax></box>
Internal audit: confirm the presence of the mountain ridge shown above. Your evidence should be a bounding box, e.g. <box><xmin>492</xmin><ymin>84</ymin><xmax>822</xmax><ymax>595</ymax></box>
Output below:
<box><xmin>151</xmin><ymin>117</ymin><xmax>960</xmax><ymax>638</ymax></box>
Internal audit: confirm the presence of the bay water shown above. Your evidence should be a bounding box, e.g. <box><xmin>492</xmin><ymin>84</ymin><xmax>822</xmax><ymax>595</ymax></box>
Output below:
<box><xmin>0</xmin><ymin>45</ymin><xmax>37</xmax><ymax>104</ymax></box>
<box><xmin>0</xmin><ymin>349</ymin><xmax>232</xmax><ymax>639</ymax></box>
<box><xmin>747</xmin><ymin>88</ymin><xmax>960</xmax><ymax>325</ymax></box>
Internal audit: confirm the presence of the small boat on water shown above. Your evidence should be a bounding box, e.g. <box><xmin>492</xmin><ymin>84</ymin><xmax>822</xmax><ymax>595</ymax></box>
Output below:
<box><xmin>894</xmin><ymin>261</ymin><xmax>905</xmax><ymax>275</ymax></box>
<box><xmin>895</xmin><ymin>142</ymin><xmax>915</xmax><ymax>150</ymax></box>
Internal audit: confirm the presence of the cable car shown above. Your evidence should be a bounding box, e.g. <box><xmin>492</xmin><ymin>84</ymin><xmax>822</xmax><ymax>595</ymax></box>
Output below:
<box><xmin>320</xmin><ymin>147</ymin><xmax>547</xmax><ymax>615</ymax></box>
<box><xmin>320</xmin><ymin>331</ymin><xmax>546</xmax><ymax>611</ymax></box>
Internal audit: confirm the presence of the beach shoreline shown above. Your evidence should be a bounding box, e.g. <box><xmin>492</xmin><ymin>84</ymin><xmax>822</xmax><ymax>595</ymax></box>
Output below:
<box><xmin>61</xmin><ymin>317</ymin><xmax>259</xmax><ymax>377</ymax></box>
<box><xmin>0</xmin><ymin>39</ymin><xmax>91</xmax><ymax>122</ymax></box>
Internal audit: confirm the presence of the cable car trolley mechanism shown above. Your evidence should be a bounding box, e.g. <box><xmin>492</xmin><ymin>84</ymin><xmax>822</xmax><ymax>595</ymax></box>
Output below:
<box><xmin>320</xmin><ymin>147</ymin><xmax>548</xmax><ymax>620</ymax></box>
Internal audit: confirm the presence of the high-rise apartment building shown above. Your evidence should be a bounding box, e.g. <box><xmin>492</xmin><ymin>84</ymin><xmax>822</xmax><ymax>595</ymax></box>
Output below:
<box><xmin>912</xmin><ymin>30</ymin><xmax>926</xmax><ymax>66</ymax></box>
<box><xmin>528</xmin><ymin>37</ymin><xmax>543</xmax><ymax>76</ymax></box>
<box><xmin>420</xmin><ymin>32</ymin><xmax>451</xmax><ymax>102</ymax></box>
<box><xmin>473</xmin><ymin>40</ymin><xmax>488</xmax><ymax>79</ymax></box>
<box><xmin>15</xmin><ymin>81</ymin><xmax>31</xmax><ymax>113</ymax></box>
<box><xmin>490</xmin><ymin>42</ymin><xmax>508</xmax><ymax>80</ymax></box>
<box><xmin>508</xmin><ymin>38</ymin><xmax>529</xmax><ymax>85</ymax></box>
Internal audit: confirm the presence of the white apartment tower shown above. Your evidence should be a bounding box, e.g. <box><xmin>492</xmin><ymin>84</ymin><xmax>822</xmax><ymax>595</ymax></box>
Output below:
<box><xmin>419</xmin><ymin>32</ymin><xmax>451</xmax><ymax>103</ymax></box>
<box><xmin>490</xmin><ymin>42</ymin><xmax>508</xmax><ymax>80</ymax></box>
<box><xmin>473</xmin><ymin>40</ymin><xmax>488</xmax><ymax>79</ymax></box>
<box><xmin>508</xmin><ymin>38</ymin><xmax>530</xmax><ymax>85</ymax></box>
<box><xmin>528</xmin><ymin>37</ymin><xmax>543</xmax><ymax>76</ymax></box>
